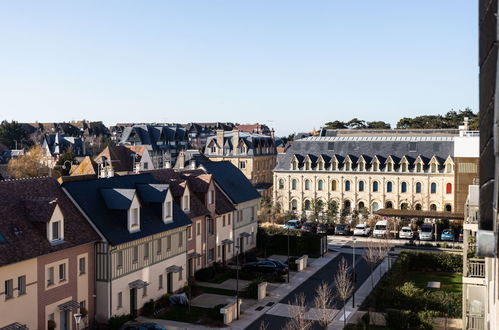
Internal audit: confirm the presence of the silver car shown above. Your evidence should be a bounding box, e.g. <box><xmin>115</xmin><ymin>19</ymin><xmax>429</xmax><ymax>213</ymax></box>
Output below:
<box><xmin>399</xmin><ymin>226</ymin><xmax>415</xmax><ymax>239</ymax></box>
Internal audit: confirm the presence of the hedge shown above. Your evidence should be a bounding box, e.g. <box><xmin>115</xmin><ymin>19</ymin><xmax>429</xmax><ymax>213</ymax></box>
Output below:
<box><xmin>257</xmin><ymin>227</ymin><xmax>322</xmax><ymax>257</ymax></box>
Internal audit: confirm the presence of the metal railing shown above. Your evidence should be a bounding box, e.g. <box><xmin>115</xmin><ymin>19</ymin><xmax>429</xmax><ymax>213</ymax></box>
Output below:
<box><xmin>466</xmin><ymin>259</ymin><xmax>486</xmax><ymax>278</ymax></box>
<box><xmin>466</xmin><ymin>314</ymin><xmax>485</xmax><ymax>330</ymax></box>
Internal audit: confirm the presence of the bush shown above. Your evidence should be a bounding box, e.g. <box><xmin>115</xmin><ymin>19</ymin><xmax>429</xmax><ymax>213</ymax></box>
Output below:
<box><xmin>108</xmin><ymin>314</ymin><xmax>134</xmax><ymax>330</ymax></box>
<box><xmin>195</xmin><ymin>267</ymin><xmax>215</xmax><ymax>281</ymax></box>
<box><xmin>141</xmin><ymin>299</ymin><xmax>155</xmax><ymax>316</ymax></box>
<box><xmin>210</xmin><ymin>304</ymin><xmax>226</xmax><ymax>321</ymax></box>
<box><xmin>385</xmin><ymin>309</ymin><xmax>421</xmax><ymax>329</ymax></box>
<box><xmin>156</xmin><ymin>294</ymin><xmax>172</xmax><ymax>309</ymax></box>
<box><xmin>243</xmin><ymin>277</ymin><xmax>265</xmax><ymax>299</ymax></box>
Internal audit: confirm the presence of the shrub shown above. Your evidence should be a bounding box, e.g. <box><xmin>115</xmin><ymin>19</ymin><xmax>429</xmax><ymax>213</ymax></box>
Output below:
<box><xmin>385</xmin><ymin>309</ymin><xmax>420</xmax><ymax>329</ymax></box>
<box><xmin>155</xmin><ymin>294</ymin><xmax>172</xmax><ymax>309</ymax></box>
<box><xmin>108</xmin><ymin>314</ymin><xmax>134</xmax><ymax>330</ymax></box>
<box><xmin>195</xmin><ymin>267</ymin><xmax>215</xmax><ymax>281</ymax></box>
<box><xmin>141</xmin><ymin>299</ymin><xmax>155</xmax><ymax>316</ymax></box>
<box><xmin>243</xmin><ymin>277</ymin><xmax>265</xmax><ymax>299</ymax></box>
<box><xmin>211</xmin><ymin>303</ymin><xmax>226</xmax><ymax>321</ymax></box>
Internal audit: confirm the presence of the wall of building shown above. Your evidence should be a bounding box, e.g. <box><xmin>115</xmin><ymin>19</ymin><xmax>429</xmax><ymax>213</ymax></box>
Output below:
<box><xmin>215</xmin><ymin>212</ymin><xmax>235</xmax><ymax>263</ymax></box>
<box><xmin>207</xmin><ymin>155</ymin><xmax>276</xmax><ymax>185</ymax></box>
<box><xmin>0</xmin><ymin>258</ymin><xmax>38</xmax><ymax>329</ymax></box>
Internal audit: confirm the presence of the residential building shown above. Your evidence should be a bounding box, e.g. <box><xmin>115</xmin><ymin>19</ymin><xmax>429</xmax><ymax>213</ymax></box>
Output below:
<box><xmin>200</xmin><ymin>161</ymin><xmax>261</xmax><ymax>255</ymax></box>
<box><xmin>119</xmin><ymin>124</ymin><xmax>189</xmax><ymax>168</ymax></box>
<box><xmin>41</xmin><ymin>133</ymin><xmax>86</xmax><ymax>168</ymax></box>
<box><xmin>273</xmin><ymin>128</ymin><xmax>479</xmax><ymax>216</ymax></box>
<box><xmin>234</xmin><ymin>123</ymin><xmax>273</xmax><ymax>136</ymax></box>
<box><xmin>473</xmin><ymin>1</ymin><xmax>499</xmax><ymax>329</ymax></box>
<box><xmin>204</xmin><ymin>130</ymin><xmax>277</xmax><ymax>197</ymax></box>
<box><xmin>0</xmin><ymin>177</ymin><xmax>99</xmax><ymax>330</ymax></box>
<box><xmin>93</xmin><ymin>145</ymin><xmax>154</xmax><ymax>177</ymax></box>
<box><xmin>183</xmin><ymin>122</ymin><xmax>234</xmax><ymax>151</ymax></box>
<box><xmin>62</xmin><ymin>174</ymin><xmax>191</xmax><ymax>321</ymax></box>
<box><xmin>173</xmin><ymin>150</ymin><xmax>209</xmax><ymax>171</ymax></box>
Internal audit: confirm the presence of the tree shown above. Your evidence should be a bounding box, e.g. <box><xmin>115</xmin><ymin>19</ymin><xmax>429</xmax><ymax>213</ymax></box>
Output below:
<box><xmin>314</xmin><ymin>281</ymin><xmax>335</xmax><ymax>328</ymax></box>
<box><xmin>55</xmin><ymin>148</ymin><xmax>76</xmax><ymax>176</ymax></box>
<box><xmin>0</xmin><ymin>120</ymin><xmax>31</xmax><ymax>149</ymax></box>
<box><xmin>347</xmin><ymin>118</ymin><xmax>367</xmax><ymax>129</ymax></box>
<box><xmin>7</xmin><ymin>145</ymin><xmax>49</xmax><ymax>178</ymax></box>
<box><xmin>284</xmin><ymin>293</ymin><xmax>311</xmax><ymax>330</ymax></box>
<box><xmin>366</xmin><ymin>121</ymin><xmax>391</xmax><ymax>129</ymax></box>
<box><xmin>363</xmin><ymin>240</ymin><xmax>379</xmax><ymax>290</ymax></box>
<box><xmin>324</xmin><ymin>120</ymin><xmax>347</xmax><ymax>129</ymax></box>
<box><xmin>334</xmin><ymin>257</ymin><xmax>353</xmax><ymax>326</ymax></box>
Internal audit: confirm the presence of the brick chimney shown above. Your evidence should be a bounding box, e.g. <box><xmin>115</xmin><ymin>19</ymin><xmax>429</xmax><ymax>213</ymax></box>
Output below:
<box><xmin>177</xmin><ymin>151</ymin><xmax>186</xmax><ymax>169</ymax></box>
<box><xmin>232</xmin><ymin>130</ymin><xmax>240</xmax><ymax>153</ymax></box>
<box><xmin>216</xmin><ymin>130</ymin><xmax>224</xmax><ymax>154</ymax></box>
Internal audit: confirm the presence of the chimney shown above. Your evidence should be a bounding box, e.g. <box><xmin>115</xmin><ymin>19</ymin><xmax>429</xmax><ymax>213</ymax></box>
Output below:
<box><xmin>178</xmin><ymin>152</ymin><xmax>186</xmax><ymax>169</ymax></box>
<box><xmin>164</xmin><ymin>160</ymin><xmax>171</xmax><ymax>169</ymax></box>
<box><xmin>271</xmin><ymin>128</ymin><xmax>275</xmax><ymax>139</ymax></box>
<box><xmin>232</xmin><ymin>130</ymin><xmax>240</xmax><ymax>153</ymax></box>
<box><xmin>216</xmin><ymin>130</ymin><xmax>224</xmax><ymax>154</ymax></box>
<box><xmin>190</xmin><ymin>159</ymin><xmax>196</xmax><ymax>169</ymax></box>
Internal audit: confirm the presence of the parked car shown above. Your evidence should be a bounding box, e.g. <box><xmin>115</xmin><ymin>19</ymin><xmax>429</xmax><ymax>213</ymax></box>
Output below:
<box><xmin>316</xmin><ymin>223</ymin><xmax>328</xmax><ymax>235</ymax></box>
<box><xmin>441</xmin><ymin>229</ymin><xmax>455</xmax><ymax>241</ymax></box>
<box><xmin>353</xmin><ymin>224</ymin><xmax>371</xmax><ymax>236</ymax></box>
<box><xmin>419</xmin><ymin>224</ymin><xmax>434</xmax><ymax>241</ymax></box>
<box><xmin>399</xmin><ymin>226</ymin><xmax>416</xmax><ymax>239</ymax></box>
<box><xmin>242</xmin><ymin>260</ymin><xmax>289</xmax><ymax>275</ymax></box>
<box><xmin>265</xmin><ymin>258</ymin><xmax>289</xmax><ymax>272</ymax></box>
<box><xmin>301</xmin><ymin>222</ymin><xmax>316</xmax><ymax>233</ymax></box>
<box><xmin>283</xmin><ymin>220</ymin><xmax>302</xmax><ymax>230</ymax></box>
<box><xmin>373</xmin><ymin>220</ymin><xmax>388</xmax><ymax>238</ymax></box>
<box><xmin>121</xmin><ymin>323</ymin><xmax>166</xmax><ymax>330</ymax></box>
<box><xmin>334</xmin><ymin>224</ymin><xmax>351</xmax><ymax>235</ymax></box>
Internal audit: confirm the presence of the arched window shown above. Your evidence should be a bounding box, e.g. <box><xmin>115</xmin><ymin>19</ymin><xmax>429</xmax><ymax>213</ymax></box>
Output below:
<box><xmin>291</xmin><ymin>199</ymin><xmax>298</xmax><ymax>211</ymax></box>
<box><xmin>431</xmin><ymin>163</ymin><xmax>437</xmax><ymax>173</ymax></box>
<box><xmin>446</xmin><ymin>163</ymin><xmax>453</xmax><ymax>173</ymax></box>
<box><xmin>317</xmin><ymin>200</ymin><xmax>324</xmax><ymax>211</ymax></box>
<box><xmin>332</xmin><ymin>162</ymin><xmax>337</xmax><ymax>171</ymax></box>
<box><xmin>278</xmin><ymin>178</ymin><xmax>285</xmax><ymax>190</ymax></box>
<box><xmin>318</xmin><ymin>180</ymin><xmax>324</xmax><ymax>191</ymax></box>
<box><xmin>416</xmin><ymin>182</ymin><xmax>422</xmax><ymax>193</ymax></box>
<box><xmin>387</xmin><ymin>163</ymin><xmax>393</xmax><ymax>172</ymax></box>
<box><xmin>385</xmin><ymin>201</ymin><xmax>393</xmax><ymax>209</ymax></box>
<box><xmin>430</xmin><ymin>203</ymin><xmax>437</xmax><ymax>211</ymax></box>
<box><xmin>331</xmin><ymin>180</ymin><xmax>337</xmax><ymax>191</ymax></box>
<box><xmin>344</xmin><ymin>200</ymin><xmax>351</xmax><ymax>212</ymax></box>
<box><xmin>358</xmin><ymin>201</ymin><xmax>365</xmax><ymax>210</ymax></box>
<box><xmin>445</xmin><ymin>204</ymin><xmax>452</xmax><ymax>212</ymax></box>
<box><xmin>330</xmin><ymin>200</ymin><xmax>338</xmax><ymax>212</ymax></box>
<box><xmin>373</xmin><ymin>181</ymin><xmax>379</xmax><ymax>192</ymax></box>
<box><xmin>359</xmin><ymin>181</ymin><xmax>365</xmax><ymax>192</ymax></box>
<box><xmin>401</xmin><ymin>182</ymin><xmax>407</xmax><ymax>193</ymax></box>
<box><xmin>318</xmin><ymin>162</ymin><xmax>324</xmax><ymax>170</ymax></box>
<box><xmin>305</xmin><ymin>162</ymin><xmax>310</xmax><ymax>171</ymax></box>
<box><xmin>431</xmin><ymin>182</ymin><xmax>437</xmax><ymax>194</ymax></box>
<box><xmin>373</xmin><ymin>162</ymin><xmax>379</xmax><ymax>171</ymax></box>
<box><xmin>292</xmin><ymin>179</ymin><xmax>297</xmax><ymax>190</ymax></box>
<box><xmin>416</xmin><ymin>163</ymin><xmax>422</xmax><ymax>173</ymax></box>
<box><xmin>359</xmin><ymin>162</ymin><xmax>365</xmax><ymax>171</ymax></box>
<box><xmin>304</xmin><ymin>200</ymin><xmax>311</xmax><ymax>210</ymax></box>
<box><xmin>305</xmin><ymin>180</ymin><xmax>311</xmax><ymax>190</ymax></box>
<box><xmin>401</xmin><ymin>163</ymin><xmax>407</xmax><ymax>172</ymax></box>
<box><xmin>345</xmin><ymin>161</ymin><xmax>351</xmax><ymax>171</ymax></box>
<box><xmin>415</xmin><ymin>203</ymin><xmax>422</xmax><ymax>210</ymax></box>
<box><xmin>345</xmin><ymin>180</ymin><xmax>351</xmax><ymax>191</ymax></box>
<box><xmin>400</xmin><ymin>203</ymin><xmax>408</xmax><ymax>210</ymax></box>
<box><xmin>387</xmin><ymin>181</ymin><xmax>393</xmax><ymax>193</ymax></box>
<box><xmin>446</xmin><ymin>183</ymin><xmax>452</xmax><ymax>194</ymax></box>
<box><xmin>371</xmin><ymin>202</ymin><xmax>380</xmax><ymax>212</ymax></box>
<box><xmin>292</xmin><ymin>161</ymin><xmax>297</xmax><ymax>170</ymax></box>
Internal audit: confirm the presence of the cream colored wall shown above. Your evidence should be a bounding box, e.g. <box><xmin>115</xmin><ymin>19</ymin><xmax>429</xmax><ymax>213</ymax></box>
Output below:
<box><xmin>207</xmin><ymin>155</ymin><xmax>276</xmax><ymax>184</ymax></box>
<box><xmin>76</xmin><ymin>252</ymin><xmax>89</xmax><ymax>312</ymax></box>
<box><xmin>110</xmin><ymin>252</ymin><xmax>186</xmax><ymax>317</ymax></box>
<box><xmin>45</xmin><ymin>297</ymin><xmax>75</xmax><ymax>330</ymax></box>
<box><xmin>0</xmin><ymin>258</ymin><xmax>38</xmax><ymax>329</ymax></box>
<box><xmin>234</xmin><ymin>199</ymin><xmax>259</xmax><ymax>230</ymax></box>
<box><xmin>215</xmin><ymin>212</ymin><xmax>234</xmax><ymax>262</ymax></box>
<box><xmin>274</xmin><ymin>171</ymin><xmax>456</xmax><ymax>213</ymax></box>
<box><xmin>44</xmin><ymin>258</ymin><xmax>69</xmax><ymax>290</ymax></box>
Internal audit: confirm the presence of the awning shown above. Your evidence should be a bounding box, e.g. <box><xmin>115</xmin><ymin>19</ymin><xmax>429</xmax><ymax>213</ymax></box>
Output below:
<box><xmin>222</xmin><ymin>239</ymin><xmax>234</xmax><ymax>245</ymax></box>
<box><xmin>58</xmin><ymin>300</ymin><xmax>80</xmax><ymax>311</ymax></box>
<box><xmin>0</xmin><ymin>323</ymin><xmax>28</xmax><ymax>330</ymax></box>
<box><xmin>128</xmin><ymin>279</ymin><xmax>149</xmax><ymax>289</ymax></box>
<box><xmin>166</xmin><ymin>265</ymin><xmax>183</xmax><ymax>273</ymax></box>
<box><xmin>188</xmin><ymin>252</ymin><xmax>202</xmax><ymax>259</ymax></box>
<box><xmin>239</xmin><ymin>232</ymin><xmax>251</xmax><ymax>238</ymax></box>
<box><xmin>373</xmin><ymin>208</ymin><xmax>464</xmax><ymax>220</ymax></box>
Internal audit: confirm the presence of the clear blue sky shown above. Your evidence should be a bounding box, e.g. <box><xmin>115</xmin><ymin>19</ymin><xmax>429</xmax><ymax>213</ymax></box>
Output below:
<box><xmin>0</xmin><ymin>1</ymin><xmax>477</xmax><ymax>136</ymax></box>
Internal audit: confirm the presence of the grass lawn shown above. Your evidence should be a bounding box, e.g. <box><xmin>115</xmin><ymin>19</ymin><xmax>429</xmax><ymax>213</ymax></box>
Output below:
<box><xmin>157</xmin><ymin>305</ymin><xmax>222</xmax><ymax>325</ymax></box>
<box><xmin>407</xmin><ymin>271</ymin><xmax>462</xmax><ymax>293</ymax></box>
<box><xmin>199</xmin><ymin>286</ymin><xmax>238</xmax><ymax>296</ymax></box>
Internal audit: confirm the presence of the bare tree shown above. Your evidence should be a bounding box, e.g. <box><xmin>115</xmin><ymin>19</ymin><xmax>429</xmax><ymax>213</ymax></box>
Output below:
<box><xmin>7</xmin><ymin>145</ymin><xmax>50</xmax><ymax>178</ymax></box>
<box><xmin>258</xmin><ymin>320</ymin><xmax>269</xmax><ymax>330</ymax></box>
<box><xmin>284</xmin><ymin>293</ymin><xmax>311</xmax><ymax>330</ymax></box>
<box><xmin>363</xmin><ymin>240</ymin><xmax>379</xmax><ymax>289</ymax></box>
<box><xmin>376</xmin><ymin>237</ymin><xmax>391</xmax><ymax>277</ymax></box>
<box><xmin>314</xmin><ymin>281</ymin><xmax>335</xmax><ymax>328</ymax></box>
<box><xmin>335</xmin><ymin>257</ymin><xmax>353</xmax><ymax>326</ymax></box>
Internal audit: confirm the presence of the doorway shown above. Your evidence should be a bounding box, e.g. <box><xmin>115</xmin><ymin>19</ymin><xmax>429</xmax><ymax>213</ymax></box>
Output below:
<box><xmin>60</xmin><ymin>310</ymin><xmax>69</xmax><ymax>330</ymax></box>
<box><xmin>167</xmin><ymin>272</ymin><xmax>173</xmax><ymax>294</ymax></box>
<box><xmin>130</xmin><ymin>288</ymin><xmax>137</xmax><ymax>317</ymax></box>
<box><xmin>222</xmin><ymin>245</ymin><xmax>226</xmax><ymax>265</ymax></box>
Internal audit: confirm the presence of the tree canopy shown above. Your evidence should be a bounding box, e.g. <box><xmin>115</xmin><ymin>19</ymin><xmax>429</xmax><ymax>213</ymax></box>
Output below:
<box><xmin>0</xmin><ymin>120</ymin><xmax>31</xmax><ymax>149</ymax></box>
<box><xmin>324</xmin><ymin>119</ymin><xmax>391</xmax><ymax>130</ymax></box>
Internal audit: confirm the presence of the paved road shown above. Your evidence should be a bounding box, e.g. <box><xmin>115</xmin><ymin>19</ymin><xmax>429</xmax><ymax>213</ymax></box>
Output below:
<box><xmin>246</xmin><ymin>248</ymin><xmax>376</xmax><ymax>330</ymax></box>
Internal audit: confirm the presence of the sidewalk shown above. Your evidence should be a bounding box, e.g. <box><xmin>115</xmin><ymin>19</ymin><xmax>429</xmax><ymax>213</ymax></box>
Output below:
<box><xmin>327</xmin><ymin>255</ymin><xmax>395</xmax><ymax>329</ymax></box>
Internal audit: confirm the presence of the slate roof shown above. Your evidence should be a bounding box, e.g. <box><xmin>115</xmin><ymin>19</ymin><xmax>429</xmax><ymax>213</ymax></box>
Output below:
<box><xmin>204</xmin><ymin>131</ymin><xmax>276</xmax><ymax>156</ymax></box>
<box><xmin>174</xmin><ymin>150</ymin><xmax>209</xmax><ymax>169</ymax></box>
<box><xmin>62</xmin><ymin>174</ymin><xmax>192</xmax><ymax>246</ymax></box>
<box><xmin>275</xmin><ymin>136</ymin><xmax>455</xmax><ymax>171</ymax></box>
<box><xmin>94</xmin><ymin>145</ymin><xmax>147</xmax><ymax>172</ymax></box>
<box><xmin>120</xmin><ymin>125</ymin><xmax>188</xmax><ymax>151</ymax></box>
<box><xmin>200</xmin><ymin>161</ymin><xmax>261</xmax><ymax>204</ymax></box>
<box><xmin>0</xmin><ymin>177</ymin><xmax>99</xmax><ymax>267</ymax></box>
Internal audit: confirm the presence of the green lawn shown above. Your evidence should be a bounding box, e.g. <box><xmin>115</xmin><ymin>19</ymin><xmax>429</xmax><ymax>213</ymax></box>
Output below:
<box><xmin>407</xmin><ymin>271</ymin><xmax>462</xmax><ymax>293</ymax></box>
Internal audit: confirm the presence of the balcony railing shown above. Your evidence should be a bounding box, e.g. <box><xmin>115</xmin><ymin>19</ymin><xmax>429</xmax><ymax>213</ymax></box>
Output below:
<box><xmin>466</xmin><ymin>259</ymin><xmax>485</xmax><ymax>278</ymax></box>
<box><xmin>465</xmin><ymin>313</ymin><xmax>484</xmax><ymax>330</ymax></box>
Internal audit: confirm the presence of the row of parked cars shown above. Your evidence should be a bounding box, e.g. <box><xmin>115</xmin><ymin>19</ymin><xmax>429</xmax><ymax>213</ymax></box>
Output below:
<box><xmin>282</xmin><ymin>219</ymin><xmax>463</xmax><ymax>241</ymax></box>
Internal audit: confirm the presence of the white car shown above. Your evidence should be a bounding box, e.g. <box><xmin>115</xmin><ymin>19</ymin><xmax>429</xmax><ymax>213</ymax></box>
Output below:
<box><xmin>399</xmin><ymin>226</ymin><xmax>415</xmax><ymax>239</ymax></box>
<box><xmin>419</xmin><ymin>224</ymin><xmax>434</xmax><ymax>241</ymax></box>
<box><xmin>373</xmin><ymin>220</ymin><xmax>388</xmax><ymax>238</ymax></box>
<box><xmin>353</xmin><ymin>224</ymin><xmax>371</xmax><ymax>236</ymax></box>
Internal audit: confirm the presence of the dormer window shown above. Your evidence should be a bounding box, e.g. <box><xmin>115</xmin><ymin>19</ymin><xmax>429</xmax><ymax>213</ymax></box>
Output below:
<box><xmin>51</xmin><ymin>221</ymin><xmax>62</xmax><ymax>242</ymax></box>
<box><xmin>345</xmin><ymin>161</ymin><xmax>351</xmax><ymax>171</ymax></box>
<box><xmin>182</xmin><ymin>195</ymin><xmax>190</xmax><ymax>212</ymax></box>
<box><xmin>163</xmin><ymin>201</ymin><xmax>172</xmax><ymax>222</ymax></box>
<box><xmin>129</xmin><ymin>207</ymin><xmax>140</xmax><ymax>233</ymax></box>
<box><xmin>211</xmin><ymin>146</ymin><xmax>216</xmax><ymax>153</ymax></box>
<box><xmin>416</xmin><ymin>163</ymin><xmax>422</xmax><ymax>173</ymax></box>
<box><xmin>331</xmin><ymin>161</ymin><xmax>337</xmax><ymax>171</ymax></box>
<box><xmin>305</xmin><ymin>161</ymin><xmax>310</xmax><ymax>171</ymax></box>
<box><xmin>358</xmin><ymin>162</ymin><xmax>365</xmax><ymax>171</ymax></box>
<box><xmin>318</xmin><ymin>161</ymin><xmax>324</xmax><ymax>170</ymax></box>
<box><xmin>208</xmin><ymin>190</ymin><xmax>215</xmax><ymax>205</ymax></box>
<box><xmin>372</xmin><ymin>162</ymin><xmax>379</xmax><ymax>172</ymax></box>
<box><xmin>387</xmin><ymin>162</ymin><xmax>393</xmax><ymax>172</ymax></box>
<box><xmin>401</xmin><ymin>163</ymin><xmax>407</xmax><ymax>172</ymax></box>
<box><xmin>46</xmin><ymin>203</ymin><xmax>64</xmax><ymax>244</ymax></box>
<box><xmin>431</xmin><ymin>163</ymin><xmax>437</xmax><ymax>173</ymax></box>
<box><xmin>445</xmin><ymin>163</ymin><xmax>453</xmax><ymax>173</ymax></box>
<box><xmin>292</xmin><ymin>161</ymin><xmax>298</xmax><ymax>170</ymax></box>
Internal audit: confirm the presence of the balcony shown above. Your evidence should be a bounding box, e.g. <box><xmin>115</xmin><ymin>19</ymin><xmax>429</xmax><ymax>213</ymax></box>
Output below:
<box><xmin>465</xmin><ymin>313</ymin><xmax>485</xmax><ymax>330</ymax></box>
<box><xmin>466</xmin><ymin>259</ymin><xmax>485</xmax><ymax>278</ymax></box>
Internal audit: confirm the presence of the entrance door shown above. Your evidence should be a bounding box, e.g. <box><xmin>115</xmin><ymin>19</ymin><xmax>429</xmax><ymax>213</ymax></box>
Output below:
<box><xmin>222</xmin><ymin>245</ymin><xmax>226</xmax><ymax>265</ymax></box>
<box><xmin>167</xmin><ymin>272</ymin><xmax>173</xmax><ymax>294</ymax></box>
<box><xmin>60</xmin><ymin>310</ymin><xmax>69</xmax><ymax>330</ymax></box>
<box><xmin>130</xmin><ymin>288</ymin><xmax>137</xmax><ymax>317</ymax></box>
<box><xmin>188</xmin><ymin>258</ymin><xmax>194</xmax><ymax>277</ymax></box>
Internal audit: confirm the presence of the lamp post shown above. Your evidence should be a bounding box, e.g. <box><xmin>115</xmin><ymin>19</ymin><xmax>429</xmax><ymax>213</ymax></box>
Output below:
<box><xmin>352</xmin><ymin>238</ymin><xmax>356</xmax><ymax>308</ymax></box>
<box><xmin>287</xmin><ymin>227</ymin><xmax>290</xmax><ymax>283</ymax></box>
<box><xmin>73</xmin><ymin>313</ymin><xmax>82</xmax><ymax>330</ymax></box>
<box><xmin>235</xmin><ymin>244</ymin><xmax>240</xmax><ymax>320</ymax></box>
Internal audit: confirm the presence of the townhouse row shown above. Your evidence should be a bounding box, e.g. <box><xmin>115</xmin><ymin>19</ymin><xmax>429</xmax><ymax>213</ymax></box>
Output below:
<box><xmin>0</xmin><ymin>161</ymin><xmax>260</xmax><ymax>329</ymax></box>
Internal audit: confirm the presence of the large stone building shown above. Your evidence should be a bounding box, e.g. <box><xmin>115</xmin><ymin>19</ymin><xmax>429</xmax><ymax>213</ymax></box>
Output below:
<box><xmin>204</xmin><ymin>130</ymin><xmax>277</xmax><ymax>196</ymax></box>
<box><xmin>273</xmin><ymin>129</ymin><xmax>479</xmax><ymax>216</ymax></box>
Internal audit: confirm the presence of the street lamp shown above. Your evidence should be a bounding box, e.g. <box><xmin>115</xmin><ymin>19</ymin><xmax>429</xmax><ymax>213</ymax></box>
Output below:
<box><xmin>352</xmin><ymin>238</ymin><xmax>356</xmax><ymax>308</ymax></box>
<box><xmin>73</xmin><ymin>313</ymin><xmax>82</xmax><ymax>330</ymax></box>
<box><xmin>235</xmin><ymin>244</ymin><xmax>240</xmax><ymax>320</ymax></box>
<box><xmin>287</xmin><ymin>227</ymin><xmax>290</xmax><ymax>283</ymax></box>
